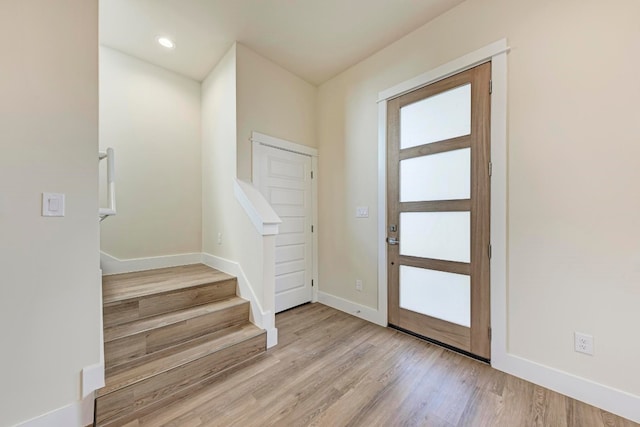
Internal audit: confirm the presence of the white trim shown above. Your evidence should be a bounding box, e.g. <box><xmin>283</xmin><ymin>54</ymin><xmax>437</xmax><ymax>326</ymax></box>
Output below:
<box><xmin>377</xmin><ymin>40</ymin><xmax>511</xmax><ymax>340</ymax></box>
<box><xmin>100</xmin><ymin>251</ymin><xmax>201</xmax><ymax>275</ymax></box>
<box><xmin>202</xmin><ymin>252</ymin><xmax>278</xmax><ymax>348</ymax></box>
<box><xmin>15</xmin><ymin>394</ymin><xmax>94</xmax><ymax>427</ymax></box>
<box><xmin>486</xmin><ymin>44</ymin><xmax>639</xmax><ymax>425</ymax></box>
<box><xmin>99</xmin><ymin>251</ymin><xmax>277</xmax><ymax>347</ymax></box>
<box><xmin>233</xmin><ymin>178</ymin><xmax>281</xmax><ymax>236</ymax></box>
<box><xmin>311</xmin><ymin>155</ymin><xmax>319</xmax><ymax>303</ymax></box>
<box><xmin>318</xmin><ymin>292</ymin><xmax>383</xmax><ymax>326</ymax></box>
<box><xmin>251</xmin><ymin>131</ymin><xmax>318</xmax><ymax>157</ymax></box>
<box><xmin>377</xmin><ymin>39</ymin><xmax>510</xmax><ymax>102</ymax></box>
<box><xmin>374</xmin><ymin>38</ymin><xmax>640</xmax><ymax>423</ymax></box>
<box><xmin>251</xmin><ymin>131</ymin><xmax>319</xmax><ymax>305</ymax></box>
<box><xmin>376</xmin><ymin>99</ymin><xmax>389</xmax><ymax>326</ymax></box>
<box><xmin>488</xmin><ymin>47</ymin><xmax>508</xmax><ymax>369</ymax></box>
<box><xmin>97</xmin><ymin>268</ymin><xmax>105</xmax><ymax>379</ymax></box>
<box><xmin>81</xmin><ymin>362</ymin><xmax>104</xmax><ymax>398</ymax></box>
<box><xmin>499</xmin><ymin>355</ymin><xmax>640</xmax><ymax>423</ymax></box>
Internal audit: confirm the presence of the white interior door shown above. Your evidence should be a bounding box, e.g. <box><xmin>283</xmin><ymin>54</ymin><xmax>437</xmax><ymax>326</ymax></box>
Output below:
<box><xmin>254</xmin><ymin>143</ymin><xmax>313</xmax><ymax>313</ymax></box>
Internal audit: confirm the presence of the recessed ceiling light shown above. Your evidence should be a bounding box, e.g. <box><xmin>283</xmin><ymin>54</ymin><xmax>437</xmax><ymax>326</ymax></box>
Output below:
<box><xmin>157</xmin><ymin>36</ymin><xmax>175</xmax><ymax>49</ymax></box>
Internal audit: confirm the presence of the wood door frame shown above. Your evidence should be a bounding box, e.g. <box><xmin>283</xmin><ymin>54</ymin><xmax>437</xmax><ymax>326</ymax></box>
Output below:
<box><xmin>387</xmin><ymin>63</ymin><xmax>491</xmax><ymax>359</ymax></box>
<box><xmin>376</xmin><ymin>40</ymin><xmax>509</xmax><ymax>367</ymax></box>
<box><xmin>251</xmin><ymin>131</ymin><xmax>319</xmax><ymax>304</ymax></box>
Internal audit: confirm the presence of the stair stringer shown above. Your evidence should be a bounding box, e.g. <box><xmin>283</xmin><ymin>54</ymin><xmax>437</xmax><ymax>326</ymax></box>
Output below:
<box><xmin>202</xmin><ymin>252</ymin><xmax>277</xmax><ymax>348</ymax></box>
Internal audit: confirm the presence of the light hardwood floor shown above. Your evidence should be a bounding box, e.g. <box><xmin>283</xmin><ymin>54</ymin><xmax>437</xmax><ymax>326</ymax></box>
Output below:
<box><xmin>123</xmin><ymin>303</ymin><xmax>637</xmax><ymax>427</ymax></box>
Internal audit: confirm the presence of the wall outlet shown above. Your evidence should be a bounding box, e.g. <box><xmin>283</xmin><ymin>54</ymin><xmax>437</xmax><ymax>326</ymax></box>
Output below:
<box><xmin>355</xmin><ymin>279</ymin><xmax>363</xmax><ymax>291</ymax></box>
<box><xmin>574</xmin><ymin>332</ymin><xmax>594</xmax><ymax>355</ymax></box>
<box><xmin>217</xmin><ymin>232</ymin><xmax>222</xmax><ymax>245</ymax></box>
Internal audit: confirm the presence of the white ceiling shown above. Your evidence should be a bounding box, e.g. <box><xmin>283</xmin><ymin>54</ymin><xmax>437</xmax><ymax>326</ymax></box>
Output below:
<box><xmin>99</xmin><ymin>0</ymin><xmax>465</xmax><ymax>85</ymax></box>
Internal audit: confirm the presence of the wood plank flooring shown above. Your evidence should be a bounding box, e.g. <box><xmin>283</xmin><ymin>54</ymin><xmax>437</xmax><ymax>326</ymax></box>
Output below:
<box><xmin>103</xmin><ymin>264</ymin><xmax>235</xmax><ymax>304</ymax></box>
<box><xmin>97</xmin><ymin>265</ymin><xmax>266</xmax><ymax>426</ymax></box>
<box><xmin>123</xmin><ymin>303</ymin><xmax>637</xmax><ymax>427</ymax></box>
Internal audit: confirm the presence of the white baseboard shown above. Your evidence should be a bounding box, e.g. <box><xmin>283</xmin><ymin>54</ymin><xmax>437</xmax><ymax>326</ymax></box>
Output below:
<box><xmin>82</xmin><ymin>362</ymin><xmax>104</xmax><ymax>398</ymax></box>
<box><xmin>317</xmin><ymin>291</ymin><xmax>385</xmax><ymax>327</ymax></box>
<box><xmin>494</xmin><ymin>353</ymin><xmax>640</xmax><ymax>423</ymax></box>
<box><xmin>100</xmin><ymin>251</ymin><xmax>201</xmax><ymax>275</ymax></box>
<box><xmin>98</xmin><ymin>251</ymin><xmax>277</xmax><ymax>347</ymax></box>
<box><xmin>19</xmin><ymin>362</ymin><xmax>103</xmax><ymax>426</ymax></box>
<box><xmin>100</xmin><ymin>251</ymin><xmax>638</xmax><ymax>423</ymax></box>
<box><xmin>16</xmin><ymin>393</ymin><xmax>94</xmax><ymax>427</ymax></box>
<box><xmin>317</xmin><ymin>290</ymin><xmax>639</xmax><ymax>423</ymax></box>
<box><xmin>202</xmin><ymin>252</ymin><xmax>277</xmax><ymax>348</ymax></box>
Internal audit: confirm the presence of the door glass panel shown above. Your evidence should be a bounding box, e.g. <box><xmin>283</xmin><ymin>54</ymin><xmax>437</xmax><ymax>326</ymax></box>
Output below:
<box><xmin>400</xmin><ymin>212</ymin><xmax>470</xmax><ymax>262</ymax></box>
<box><xmin>400</xmin><ymin>84</ymin><xmax>471</xmax><ymax>149</ymax></box>
<box><xmin>400</xmin><ymin>265</ymin><xmax>470</xmax><ymax>327</ymax></box>
<box><xmin>400</xmin><ymin>148</ymin><xmax>470</xmax><ymax>202</ymax></box>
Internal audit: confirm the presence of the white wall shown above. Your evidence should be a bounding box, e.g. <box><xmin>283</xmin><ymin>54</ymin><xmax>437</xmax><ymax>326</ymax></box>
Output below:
<box><xmin>99</xmin><ymin>46</ymin><xmax>202</xmax><ymax>260</ymax></box>
<box><xmin>318</xmin><ymin>0</ymin><xmax>640</xmax><ymax>411</ymax></box>
<box><xmin>236</xmin><ymin>44</ymin><xmax>317</xmax><ymax>180</ymax></box>
<box><xmin>0</xmin><ymin>1</ymin><xmax>101</xmax><ymax>425</ymax></box>
<box><xmin>201</xmin><ymin>43</ymin><xmax>317</xmax><ymax>344</ymax></box>
<box><xmin>201</xmin><ymin>44</ymin><xmax>263</xmax><ymax>293</ymax></box>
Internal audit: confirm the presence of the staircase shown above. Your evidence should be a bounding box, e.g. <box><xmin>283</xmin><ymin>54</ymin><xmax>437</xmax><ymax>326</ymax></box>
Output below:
<box><xmin>96</xmin><ymin>264</ymin><xmax>266</xmax><ymax>426</ymax></box>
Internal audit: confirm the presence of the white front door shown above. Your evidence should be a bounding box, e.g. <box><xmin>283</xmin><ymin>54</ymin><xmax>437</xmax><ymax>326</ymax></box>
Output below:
<box><xmin>254</xmin><ymin>143</ymin><xmax>313</xmax><ymax>313</ymax></box>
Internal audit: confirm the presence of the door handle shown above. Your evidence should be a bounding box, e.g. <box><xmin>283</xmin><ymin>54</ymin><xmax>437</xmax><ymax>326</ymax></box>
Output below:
<box><xmin>386</xmin><ymin>237</ymin><xmax>399</xmax><ymax>245</ymax></box>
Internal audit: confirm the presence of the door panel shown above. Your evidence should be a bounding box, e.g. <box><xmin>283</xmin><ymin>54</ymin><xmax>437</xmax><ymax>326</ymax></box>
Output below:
<box><xmin>400</xmin><ymin>83</ymin><xmax>471</xmax><ymax>148</ymax></box>
<box><xmin>276</xmin><ymin>232</ymin><xmax>305</xmax><ymax>247</ymax></box>
<box><xmin>387</xmin><ymin>62</ymin><xmax>491</xmax><ymax>359</ymax></box>
<box><xmin>270</xmin><ymin>188</ymin><xmax>305</xmax><ymax>206</ymax></box>
<box><xmin>254</xmin><ymin>144</ymin><xmax>313</xmax><ymax>313</ymax></box>
<box><xmin>400</xmin><ymin>148</ymin><xmax>471</xmax><ymax>202</ymax></box>
<box><xmin>275</xmin><ymin>271</ymin><xmax>306</xmax><ymax>293</ymax></box>
<box><xmin>275</xmin><ymin>260</ymin><xmax>306</xmax><ymax>277</ymax></box>
<box><xmin>278</xmin><ymin>217</ymin><xmax>305</xmax><ymax>234</ymax></box>
<box><xmin>399</xmin><ymin>211</ymin><xmax>471</xmax><ymax>262</ymax></box>
<box><xmin>275</xmin><ymin>244</ymin><xmax>305</xmax><ymax>264</ymax></box>
<box><xmin>399</xmin><ymin>266</ymin><xmax>470</xmax><ymax>327</ymax></box>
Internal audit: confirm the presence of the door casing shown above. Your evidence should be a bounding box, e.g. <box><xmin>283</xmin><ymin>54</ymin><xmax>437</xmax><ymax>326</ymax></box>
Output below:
<box><xmin>376</xmin><ymin>39</ymin><xmax>508</xmax><ymax>367</ymax></box>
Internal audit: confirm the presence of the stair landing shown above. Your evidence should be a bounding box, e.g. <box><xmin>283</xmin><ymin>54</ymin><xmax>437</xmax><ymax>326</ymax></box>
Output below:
<box><xmin>102</xmin><ymin>264</ymin><xmax>235</xmax><ymax>304</ymax></box>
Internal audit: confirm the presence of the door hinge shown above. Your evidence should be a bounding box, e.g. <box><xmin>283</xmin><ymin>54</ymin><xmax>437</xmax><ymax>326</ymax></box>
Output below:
<box><xmin>488</xmin><ymin>244</ymin><xmax>492</xmax><ymax>259</ymax></box>
<box><xmin>311</xmin><ymin>225</ymin><xmax>314</xmax><ymax>232</ymax></box>
<box><xmin>489</xmin><ymin>79</ymin><xmax>493</xmax><ymax>94</ymax></box>
<box><xmin>311</xmin><ymin>171</ymin><xmax>314</xmax><ymax>179</ymax></box>
<box><xmin>488</xmin><ymin>161</ymin><xmax>492</xmax><ymax>177</ymax></box>
<box><xmin>489</xmin><ymin>327</ymin><xmax>492</xmax><ymax>340</ymax></box>
<box><xmin>312</xmin><ymin>279</ymin><xmax>314</xmax><ymax>287</ymax></box>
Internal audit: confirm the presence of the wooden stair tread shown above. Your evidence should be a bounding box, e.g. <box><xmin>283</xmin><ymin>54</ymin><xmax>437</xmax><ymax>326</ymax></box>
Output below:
<box><xmin>105</xmin><ymin>322</ymin><xmax>246</xmax><ymax>377</ymax></box>
<box><xmin>102</xmin><ymin>264</ymin><xmax>234</xmax><ymax>304</ymax></box>
<box><xmin>96</xmin><ymin>331</ymin><xmax>266</xmax><ymax>427</ymax></box>
<box><xmin>97</xmin><ymin>263</ymin><xmax>267</xmax><ymax>426</ymax></box>
<box><xmin>98</xmin><ymin>322</ymin><xmax>264</xmax><ymax>397</ymax></box>
<box><xmin>104</xmin><ymin>296</ymin><xmax>247</xmax><ymax>342</ymax></box>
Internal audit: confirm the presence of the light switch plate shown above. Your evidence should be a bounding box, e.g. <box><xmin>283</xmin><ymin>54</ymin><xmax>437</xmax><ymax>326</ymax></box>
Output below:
<box><xmin>42</xmin><ymin>193</ymin><xmax>65</xmax><ymax>217</ymax></box>
<box><xmin>356</xmin><ymin>206</ymin><xmax>369</xmax><ymax>218</ymax></box>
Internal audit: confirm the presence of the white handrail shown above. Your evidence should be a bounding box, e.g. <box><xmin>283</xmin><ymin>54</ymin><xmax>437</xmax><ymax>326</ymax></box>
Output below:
<box><xmin>99</xmin><ymin>148</ymin><xmax>116</xmax><ymax>221</ymax></box>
